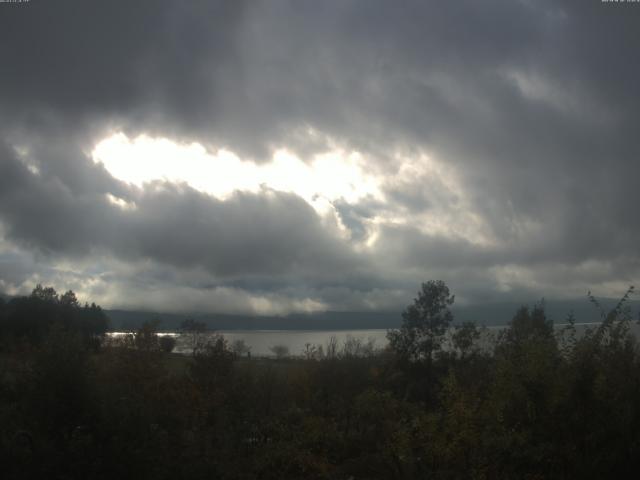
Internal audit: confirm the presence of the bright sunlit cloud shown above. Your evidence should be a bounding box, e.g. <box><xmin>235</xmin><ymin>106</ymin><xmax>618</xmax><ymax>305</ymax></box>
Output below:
<box><xmin>92</xmin><ymin>133</ymin><xmax>383</xmax><ymax>215</ymax></box>
<box><xmin>91</xmin><ymin>132</ymin><xmax>498</xmax><ymax>249</ymax></box>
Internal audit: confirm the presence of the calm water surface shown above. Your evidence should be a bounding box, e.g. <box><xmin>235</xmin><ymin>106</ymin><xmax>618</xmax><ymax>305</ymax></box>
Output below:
<box><xmin>109</xmin><ymin>321</ymin><xmax>638</xmax><ymax>357</ymax></box>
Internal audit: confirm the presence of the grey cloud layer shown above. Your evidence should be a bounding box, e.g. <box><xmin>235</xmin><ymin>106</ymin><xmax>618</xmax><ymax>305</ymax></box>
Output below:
<box><xmin>0</xmin><ymin>142</ymin><xmax>363</xmax><ymax>280</ymax></box>
<box><xmin>1</xmin><ymin>0</ymin><xmax>639</xmax><ymax>311</ymax></box>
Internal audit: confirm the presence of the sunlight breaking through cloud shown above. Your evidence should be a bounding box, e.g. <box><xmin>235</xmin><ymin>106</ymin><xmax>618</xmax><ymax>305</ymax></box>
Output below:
<box><xmin>92</xmin><ymin>133</ymin><xmax>383</xmax><ymax>216</ymax></box>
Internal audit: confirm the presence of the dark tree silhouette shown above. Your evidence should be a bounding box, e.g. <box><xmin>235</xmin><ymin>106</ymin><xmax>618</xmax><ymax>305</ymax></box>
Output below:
<box><xmin>180</xmin><ymin>317</ymin><xmax>207</xmax><ymax>354</ymax></box>
<box><xmin>0</xmin><ymin>285</ymin><xmax>108</xmax><ymax>347</ymax></box>
<box><xmin>387</xmin><ymin>280</ymin><xmax>455</xmax><ymax>363</ymax></box>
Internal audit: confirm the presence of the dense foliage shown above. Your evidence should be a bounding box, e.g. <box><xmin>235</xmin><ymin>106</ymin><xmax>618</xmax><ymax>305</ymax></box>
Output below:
<box><xmin>1</xmin><ymin>284</ymin><xmax>640</xmax><ymax>479</ymax></box>
<box><xmin>0</xmin><ymin>285</ymin><xmax>108</xmax><ymax>348</ymax></box>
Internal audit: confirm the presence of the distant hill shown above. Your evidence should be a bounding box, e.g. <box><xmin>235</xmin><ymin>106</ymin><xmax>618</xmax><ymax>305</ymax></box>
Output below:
<box><xmin>105</xmin><ymin>297</ymin><xmax>640</xmax><ymax>331</ymax></box>
<box><xmin>105</xmin><ymin>309</ymin><xmax>402</xmax><ymax>331</ymax></box>
<box><xmin>452</xmin><ymin>299</ymin><xmax>640</xmax><ymax>327</ymax></box>
<box><xmin>2</xmin><ymin>290</ymin><xmax>635</xmax><ymax>331</ymax></box>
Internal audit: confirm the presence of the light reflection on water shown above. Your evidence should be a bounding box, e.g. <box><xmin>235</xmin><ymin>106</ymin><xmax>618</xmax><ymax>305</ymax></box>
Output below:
<box><xmin>107</xmin><ymin>321</ymin><xmax>640</xmax><ymax>357</ymax></box>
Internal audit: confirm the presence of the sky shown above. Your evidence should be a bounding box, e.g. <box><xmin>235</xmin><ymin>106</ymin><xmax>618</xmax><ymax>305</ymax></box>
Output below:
<box><xmin>1</xmin><ymin>0</ymin><xmax>639</xmax><ymax>315</ymax></box>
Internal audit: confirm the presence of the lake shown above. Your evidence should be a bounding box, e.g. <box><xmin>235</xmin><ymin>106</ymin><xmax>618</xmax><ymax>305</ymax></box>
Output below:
<box><xmin>109</xmin><ymin>321</ymin><xmax>635</xmax><ymax>357</ymax></box>
<box><xmin>110</xmin><ymin>329</ymin><xmax>389</xmax><ymax>356</ymax></box>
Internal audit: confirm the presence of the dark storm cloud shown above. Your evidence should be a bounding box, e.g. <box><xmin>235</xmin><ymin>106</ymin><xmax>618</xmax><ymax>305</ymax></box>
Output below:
<box><xmin>0</xmin><ymin>0</ymin><xmax>248</xmax><ymax>144</ymax></box>
<box><xmin>1</xmin><ymin>0</ymin><xmax>639</xmax><ymax>310</ymax></box>
<box><xmin>0</xmin><ymin>142</ymin><xmax>363</xmax><ymax>281</ymax></box>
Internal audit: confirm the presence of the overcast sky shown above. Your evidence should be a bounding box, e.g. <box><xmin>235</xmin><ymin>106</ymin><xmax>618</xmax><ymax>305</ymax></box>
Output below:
<box><xmin>1</xmin><ymin>0</ymin><xmax>639</xmax><ymax>315</ymax></box>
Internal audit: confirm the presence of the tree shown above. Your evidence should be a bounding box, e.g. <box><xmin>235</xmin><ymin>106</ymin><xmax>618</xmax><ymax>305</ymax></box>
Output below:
<box><xmin>59</xmin><ymin>290</ymin><xmax>79</xmax><ymax>308</ymax></box>
<box><xmin>387</xmin><ymin>280</ymin><xmax>454</xmax><ymax>363</ymax></box>
<box><xmin>189</xmin><ymin>334</ymin><xmax>235</xmax><ymax>394</ymax></box>
<box><xmin>135</xmin><ymin>319</ymin><xmax>161</xmax><ymax>352</ymax></box>
<box><xmin>500</xmin><ymin>303</ymin><xmax>553</xmax><ymax>347</ymax></box>
<box><xmin>451</xmin><ymin>321</ymin><xmax>482</xmax><ymax>360</ymax></box>
<box><xmin>180</xmin><ymin>318</ymin><xmax>207</xmax><ymax>354</ymax></box>
<box><xmin>30</xmin><ymin>284</ymin><xmax>59</xmax><ymax>303</ymax></box>
<box><xmin>159</xmin><ymin>335</ymin><xmax>177</xmax><ymax>353</ymax></box>
<box><xmin>79</xmin><ymin>302</ymin><xmax>109</xmax><ymax>340</ymax></box>
<box><xmin>269</xmin><ymin>344</ymin><xmax>289</xmax><ymax>359</ymax></box>
<box><xmin>0</xmin><ymin>296</ymin><xmax>5</xmax><ymax>323</ymax></box>
<box><xmin>0</xmin><ymin>286</ymin><xmax>108</xmax><ymax>346</ymax></box>
<box><xmin>231</xmin><ymin>338</ymin><xmax>251</xmax><ymax>357</ymax></box>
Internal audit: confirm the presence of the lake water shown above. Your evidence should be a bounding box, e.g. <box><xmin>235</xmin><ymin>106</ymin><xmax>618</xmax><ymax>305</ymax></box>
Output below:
<box><xmin>110</xmin><ymin>329</ymin><xmax>389</xmax><ymax>357</ymax></box>
<box><xmin>109</xmin><ymin>321</ymin><xmax>637</xmax><ymax>357</ymax></box>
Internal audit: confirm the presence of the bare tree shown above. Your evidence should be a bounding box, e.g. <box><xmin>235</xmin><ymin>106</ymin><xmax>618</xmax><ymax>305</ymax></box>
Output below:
<box><xmin>231</xmin><ymin>338</ymin><xmax>251</xmax><ymax>357</ymax></box>
<box><xmin>269</xmin><ymin>344</ymin><xmax>289</xmax><ymax>359</ymax></box>
<box><xmin>180</xmin><ymin>318</ymin><xmax>207</xmax><ymax>355</ymax></box>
